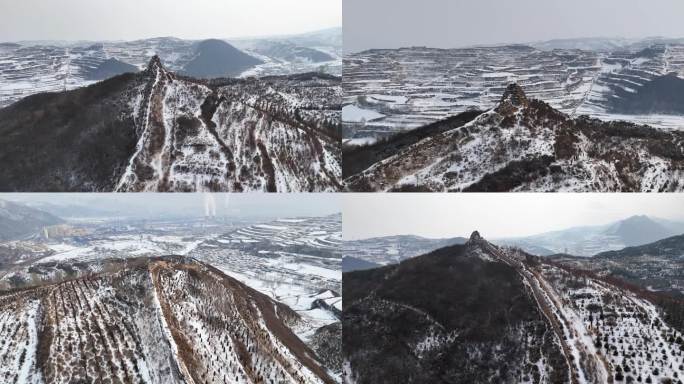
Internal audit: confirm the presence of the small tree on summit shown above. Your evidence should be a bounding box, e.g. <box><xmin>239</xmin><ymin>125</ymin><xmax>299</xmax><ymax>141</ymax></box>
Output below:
<box><xmin>615</xmin><ymin>365</ymin><xmax>625</xmax><ymax>381</ymax></box>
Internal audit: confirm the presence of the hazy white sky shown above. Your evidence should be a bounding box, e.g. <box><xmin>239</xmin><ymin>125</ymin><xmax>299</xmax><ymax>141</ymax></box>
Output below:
<box><xmin>344</xmin><ymin>0</ymin><xmax>684</xmax><ymax>52</ymax></box>
<box><xmin>343</xmin><ymin>194</ymin><xmax>684</xmax><ymax>240</ymax></box>
<box><xmin>0</xmin><ymin>0</ymin><xmax>341</xmax><ymax>42</ymax></box>
<box><xmin>3</xmin><ymin>193</ymin><xmax>340</xmax><ymax>219</ymax></box>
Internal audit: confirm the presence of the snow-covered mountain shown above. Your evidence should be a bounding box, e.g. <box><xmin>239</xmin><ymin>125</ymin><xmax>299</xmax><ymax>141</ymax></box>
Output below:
<box><xmin>344</xmin><ymin>232</ymin><xmax>684</xmax><ymax>383</ymax></box>
<box><xmin>0</xmin><ymin>256</ymin><xmax>336</xmax><ymax>384</ymax></box>
<box><xmin>0</xmin><ymin>212</ymin><xmax>343</xmax><ymax>381</ymax></box>
<box><xmin>284</xmin><ymin>27</ymin><xmax>343</xmax><ymax>50</ymax></box>
<box><xmin>342</xmin><ymin>215</ymin><xmax>684</xmax><ymax>268</ymax></box>
<box><xmin>181</xmin><ymin>39</ymin><xmax>264</xmax><ymax>78</ymax></box>
<box><xmin>344</xmin><ymin>84</ymin><xmax>684</xmax><ymax>192</ymax></box>
<box><xmin>343</xmin><ymin>42</ymin><xmax>684</xmax><ymax>141</ymax></box>
<box><xmin>0</xmin><ymin>56</ymin><xmax>342</xmax><ymax>192</ymax></box>
<box><xmin>499</xmin><ymin>215</ymin><xmax>682</xmax><ymax>256</ymax></box>
<box><xmin>231</xmin><ymin>27</ymin><xmax>342</xmax><ymax>78</ymax></box>
<box><xmin>0</xmin><ymin>28</ymin><xmax>342</xmax><ymax>108</ymax></box>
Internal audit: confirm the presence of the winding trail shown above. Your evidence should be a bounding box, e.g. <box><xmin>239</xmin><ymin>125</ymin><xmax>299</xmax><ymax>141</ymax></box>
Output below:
<box><xmin>490</xmin><ymin>245</ymin><xmax>610</xmax><ymax>384</ymax></box>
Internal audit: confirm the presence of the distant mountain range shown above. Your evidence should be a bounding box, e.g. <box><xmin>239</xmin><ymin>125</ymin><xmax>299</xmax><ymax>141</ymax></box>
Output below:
<box><xmin>530</xmin><ymin>36</ymin><xmax>684</xmax><ymax>52</ymax></box>
<box><xmin>343</xmin><ymin>215</ymin><xmax>684</xmax><ymax>272</ymax></box>
<box><xmin>552</xmin><ymin>232</ymin><xmax>684</xmax><ymax>297</ymax></box>
<box><xmin>596</xmin><ymin>232</ymin><xmax>684</xmax><ymax>259</ymax></box>
<box><xmin>0</xmin><ymin>28</ymin><xmax>342</xmax><ymax>108</ymax></box>
<box><xmin>13</xmin><ymin>201</ymin><xmax>119</xmax><ymax>218</ymax></box>
<box><xmin>0</xmin><ymin>199</ymin><xmax>63</xmax><ymax>240</ymax></box>
<box><xmin>499</xmin><ymin>215</ymin><xmax>684</xmax><ymax>256</ymax></box>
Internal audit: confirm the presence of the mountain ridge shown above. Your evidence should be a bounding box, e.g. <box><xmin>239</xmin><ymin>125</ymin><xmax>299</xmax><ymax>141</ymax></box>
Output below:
<box><xmin>345</xmin><ymin>84</ymin><xmax>684</xmax><ymax>192</ymax></box>
<box><xmin>0</xmin><ymin>56</ymin><xmax>342</xmax><ymax>192</ymax></box>
<box><xmin>0</xmin><ymin>255</ymin><xmax>336</xmax><ymax>384</ymax></box>
<box><xmin>344</xmin><ymin>232</ymin><xmax>684</xmax><ymax>383</ymax></box>
<box><xmin>499</xmin><ymin>214</ymin><xmax>682</xmax><ymax>256</ymax></box>
<box><xmin>344</xmin><ymin>235</ymin><xmax>567</xmax><ymax>383</ymax></box>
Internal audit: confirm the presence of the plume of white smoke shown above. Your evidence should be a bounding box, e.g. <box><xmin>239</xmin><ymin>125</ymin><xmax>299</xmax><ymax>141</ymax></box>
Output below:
<box><xmin>203</xmin><ymin>193</ymin><xmax>216</xmax><ymax>218</ymax></box>
<box><xmin>224</xmin><ymin>194</ymin><xmax>230</xmax><ymax>214</ymax></box>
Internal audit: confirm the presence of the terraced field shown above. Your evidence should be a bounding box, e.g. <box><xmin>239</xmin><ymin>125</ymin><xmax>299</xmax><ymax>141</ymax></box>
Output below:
<box><xmin>190</xmin><ymin>215</ymin><xmax>342</xmax><ymax>342</ymax></box>
<box><xmin>343</xmin><ymin>43</ymin><xmax>684</xmax><ymax>141</ymax></box>
<box><xmin>0</xmin><ymin>39</ymin><xmax>190</xmax><ymax>108</ymax></box>
<box><xmin>343</xmin><ymin>235</ymin><xmax>466</xmax><ymax>266</ymax></box>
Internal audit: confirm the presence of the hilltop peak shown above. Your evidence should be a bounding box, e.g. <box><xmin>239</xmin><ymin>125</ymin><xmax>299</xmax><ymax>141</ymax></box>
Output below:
<box><xmin>605</xmin><ymin>215</ymin><xmax>675</xmax><ymax>247</ymax></box>
<box><xmin>466</xmin><ymin>230</ymin><xmax>490</xmax><ymax>250</ymax></box>
<box><xmin>182</xmin><ymin>39</ymin><xmax>263</xmax><ymax>78</ymax></box>
<box><xmin>621</xmin><ymin>214</ymin><xmax>651</xmax><ymax>222</ymax></box>
<box><xmin>500</xmin><ymin>83</ymin><xmax>528</xmax><ymax>107</ymax></box>
<box><xmin>146</xmin><ymin>55</ymin><xmax>164</xmax><ymax>73</ymax></box>
<box><xmin>469</xmin><ymin>230</ymin><xmax>482</xmax><ymax>241</ymax></box>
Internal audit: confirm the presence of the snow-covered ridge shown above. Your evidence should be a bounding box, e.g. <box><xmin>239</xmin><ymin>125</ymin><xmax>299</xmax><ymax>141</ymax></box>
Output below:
<box><xmin>0</xmin><ymin>53</ymin><xmax>341</xmax><ymax>192</ymax></box>
<box><xmin>344</xmin><ymin>84</ymin><xmax>684</xmax><ymax>192</ymax></box>
<box><xmin>112</xmin><ymin>57</ymin><xmax>341</xmax><ymax>192</ymax></box>
<box><xmin>466</xmin><ymin>236</ymin><xmax>684</xmax><ymax>384</ymax></box>
<box><xmin>521</xmin><ymin>261</ymin><xmax>684</xmax><ymax>384</ymax></box>
<box><xmin>0</xmin><ymin>256</ymin><xmax>337</xmax><ymax>384</ymax></box>
<box><xmin>344</xmin><ymin>233</ymin><xmax>684</xmax><ymax>383</ymax></box>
